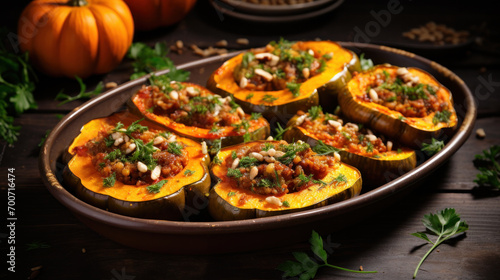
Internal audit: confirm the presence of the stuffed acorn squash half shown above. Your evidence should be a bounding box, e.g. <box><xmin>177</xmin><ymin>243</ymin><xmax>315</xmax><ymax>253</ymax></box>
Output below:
<box><xmin>283</xmin><ymin>106</ymin><xmax>416</xmax><ymax>187</ymax></box>
<box><xmin>129</xmin><ymin>75</ymin><xmax>270</xmax><ymax>152</ymax></box>
<box><xmin>338</xmin><ymin>65</ymin><xmax>457</xmax><ymax>148</ymax></box>
<box><xmin>208</xmin><ymin>140</ymin><xmax>362</xmax><ymax>221</ymax></box>
<box><xmin>62</xmin><ymin>111</ymin><xmax>210</xmax><ymax>220</ymax></box>
<box><xmin>207</xmin><ymin>39</ymin><xmax>360</xmax><ymax>126</ymax></box>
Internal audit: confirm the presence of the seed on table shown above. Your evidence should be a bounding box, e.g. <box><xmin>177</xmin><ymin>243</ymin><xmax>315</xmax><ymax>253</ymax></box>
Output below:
<box><xmin>105</xmin><ymin>82</ymin><xmax>118</xmax><ymax>89</ymax></box>
<box><xmin>476</xmin><ymin>128</ymin><xmax>486</xmax><ymax>139</ymax></box>
<box><xmin>236</xmin><ymin>38</ymin><xmax>249</xmax><ymax>45</ymax></box>
<box><xmin>215</xmin><ymin>39</ymin><xmax>228</xmax><ymax>47</ymax></box>
<box><xmin>176</xmin><ymin>40</ymin><xmax>183</xmax><ymax>49</ymax></box>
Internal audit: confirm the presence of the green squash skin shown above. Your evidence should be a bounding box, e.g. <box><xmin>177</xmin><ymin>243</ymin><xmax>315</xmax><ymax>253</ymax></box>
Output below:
<box><xmin>317</xmin><ymin>51</ymin><xmax>361</xmax><ymax>113</ymax></box>
<box><xmin>283</xmin><ymin>115</ymin><xmax>417</xmax><ymax>188</ymax></box>
<box><xmin>207</xmin><ymin>140</ymin><xmax>362</xmax><ymax>221</ymax></box>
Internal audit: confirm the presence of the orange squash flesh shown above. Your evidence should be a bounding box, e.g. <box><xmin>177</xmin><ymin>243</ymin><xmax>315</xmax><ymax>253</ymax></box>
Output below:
<box><xmin>339</xmin><ymin>65</ymin><xmax>457</xmax><ymax>148</ymax></box>
<box><xmin>64</xmin><ymin>111</ymin><xmax>210</xmax><ymax>220</ymax></box>
<box><xmin>208</xmin><ymin>141</ymin><xmax>362</xmax><ymax>221</ymax></box>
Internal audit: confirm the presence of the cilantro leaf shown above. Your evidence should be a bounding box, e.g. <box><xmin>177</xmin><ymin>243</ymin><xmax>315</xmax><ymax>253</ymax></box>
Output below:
<box><xmin>411</xmin><ymin>208</ymin><xmax>469</xmax><ymax>278</ymax></box>
<box><xmin>147</xmin><ymin>179</ymin><xmax>168</xmax><ymax>194</ymax></box>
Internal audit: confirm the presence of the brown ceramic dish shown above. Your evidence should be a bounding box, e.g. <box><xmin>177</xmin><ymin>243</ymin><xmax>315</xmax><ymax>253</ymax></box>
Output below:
<box><xmin>39</xmin><ymin>42</ymin><xmax>476</xmax><ymax>254</ymax></box>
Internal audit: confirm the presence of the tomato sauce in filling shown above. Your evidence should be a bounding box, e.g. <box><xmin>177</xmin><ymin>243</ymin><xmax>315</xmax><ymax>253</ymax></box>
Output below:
<box><xmin>223</xmin><ymin>141</ymin><xmax>337</xmax><ymax>196</ymax></box>
<box><xmin>233</xmin><ymin>39</ymin><xmax>331</xmax><ymax>92</ymax></box>
<box><xmin>79</xmin><ymin>121</ymin><xmax>187</xmax><ymax>187</ymax></box>
<box><xmin>358</xmin><ymin>67</ymin><xmax>450</xmax><ymax>119</ymax></box>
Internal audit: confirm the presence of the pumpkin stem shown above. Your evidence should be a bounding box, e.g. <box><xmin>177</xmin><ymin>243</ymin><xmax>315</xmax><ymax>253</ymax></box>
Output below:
<box><xmin>67</xmin><ymin>0</ymin><xmax>88</xmax><ymax>6</ymax></box>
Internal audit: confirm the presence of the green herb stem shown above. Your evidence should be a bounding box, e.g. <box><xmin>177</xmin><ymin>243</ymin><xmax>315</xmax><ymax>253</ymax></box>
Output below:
<box><xmin>323</xmin><ymin>264</ymin><xmax>377</xmax><ymax>274</ymax></box>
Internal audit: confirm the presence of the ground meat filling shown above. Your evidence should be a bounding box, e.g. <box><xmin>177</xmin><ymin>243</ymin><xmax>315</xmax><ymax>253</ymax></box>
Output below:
<box><xmin>78</xmin><ymin>121</ymin><xmax>188</xmax><ymax>187</ymax></box>
<box><xmin>224</xmin><ymin>141</ymin><xmax>337</xmax><ymax>196</ymax></box>
<box><xmin>140</xmin><ymin>80</ymin><xmax>249</xmax><ymax>131</ymax></box>
<box><xmin>296</xmin><ymin>106</ymin><xmax>393</xmax><ymax>157</ymax></box>
<box><xmin>360</xmin><ymin>67</ymin><xmax>449</xmax><ymax>119</ymax></box>
<box><xmin>233</xmin><ymin>39</ymin><xmax>332</xmax><ymax>93</ymax></box>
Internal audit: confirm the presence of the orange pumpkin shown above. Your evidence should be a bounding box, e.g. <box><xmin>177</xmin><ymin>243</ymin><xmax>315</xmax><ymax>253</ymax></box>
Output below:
<box><xmin>17</xmin><ymin>0</ymin><xmax>134</xmax><ymax>78</ymax></box>
<box><xmin>123</xmin><ymin>0</ymin><xmax>197</xmax><ymax>31</ymax></box>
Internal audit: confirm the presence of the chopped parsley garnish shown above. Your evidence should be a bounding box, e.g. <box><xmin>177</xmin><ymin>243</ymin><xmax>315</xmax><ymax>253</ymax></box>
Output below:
<box><xmin>105</xmin><ymin>135</ymin><xmax>115</xmax><ymax>147</ymax></box>
<box><xmin>263</xmin><ymin>142</ymin><xmax>275</xmax><ymax>151</ymax></box>
<box><xmin>227</xmin><ymin>168</ymin><xmax>243</xmax><ymax>179</ymax></box>
<box><xmin>359</xmin><ymin>53</ymin><xmax>374</xmax><ymax>71</ymax></box>
<box><xmin>258</xmin><ymin>178</ymin><xmax>272</xmax><ymax>187</ymax></box>
<box><xmin>473</xmin><ymin>145</ymin><xmax>500</xmax><ymax>189</ymax></box>
<box><xmin>210</xmin><ymin>139</ymin><xmax>222</xmax><ymax>155</ymax></box>
<box><xmin>334</xmin><ymin>174</ymin><xmax>347</xmax><ymax>184</ymax></box>
<box><xmin>227</xmin><ymin>191</ymin><xmax>236</xmax><ymax>197</ymax></box>
<box><xmin>104</xmin><ymin>149</ymin><xmax>124</xmax><ymax>162</ymax></box>
<box><xmin>147</xmin><ymin>179</ymin><xmax>168</xmax><ymax>194</ymax></box>
<box><xmin>421</xmin><ymin>138</ymin><xmax>444</xmax><ymax>156</ymax></box>
<box><xmin>308</xmin><ymin>106</ymin><xmax>322</xmax><ymax>120</ymax></box>
<box><xmin>246</xmin><ymin>93</ymin><xmax>254</xmax><ymax>100</ymax></box>
<box><xmin>398</xmin><ymin>115</ymin><xmax>407</xmax><ymax>121</ymax></box>
<box><xmin>312</xmin><ymin>140</ymin><xmax>339</xmax><ymax>156</ymax></box>
<box><xmin>239</xmin><ymin>156</ymin><xmax>259</xmax><ymax>168</ymax></box>
<box><xmin>209</xmin><ymin>124</ymin><xmax>220</xmax><ymax>134</ymax></box>
<box><xmin>103</xmin><ymin>173</ymin><xmax>116</xmax><ymax>188</ymax></box>
<box><xmin>231</xmin><ymin>150</ymin><xmax>238</xmax><ymax>159</ymax></box>
<box><xmin>129</xmin><ymin>139</ymin><xmax>157</xmax><ymax>170</ymax></box>
<box><xmin>366</xmin><ymin>142</ymin><xmax>374</xmax><ymax>153</ymax></box>
<box><xmin>432</xmin><ymin>110</ymin><xmax>451</xmax><ymax>125</ymax></box>
<box><xmin>286</xmin><ymin>82</ymin><xmax>301</xmax><ymax>97</ymax></box>
<box><xmin>282</xmin><ymin>200</ymin><xmax>290</xmax><ymax>207</ymax></box>
<box><xmin>243</xmin><ymin>132</ymin><xmax>251</xmax><ymax>143</ymax></box>
<box><xmin>113</xmin><ymin>119</ymin><xmax>148</xmax><ymax>136</ymax></box>
<box><xmin>167</xmin><ymin>141</ymin><xmax>184</xmax><ymax>156</ymax></box>
<box><xmin>262</xmin><ymin>94</ymin><xmax>278</xmax><ymax>103</ymax></box>
<box><xmin>250</xmin><ymin>112</ymin><xmax>262</xmax><ymax>120</ymax></box>
<box><xmin>277</xmin><ymin>142</ymin><xmax>310</xmax><ymax>165</ymax></box>
<box><xmin>241</xmin><ymin>52</ymin><xmax>255</xmax><ymax>68</ymax></box>
<box><xmin>184</xmin><ymin>169</ymin><xmax>196</xmax><ymax>176</ymax></box>
<box><xmin>274</xmin><ymin>123</ymin><xmax>290</xmax><ymax>140</ymax></box>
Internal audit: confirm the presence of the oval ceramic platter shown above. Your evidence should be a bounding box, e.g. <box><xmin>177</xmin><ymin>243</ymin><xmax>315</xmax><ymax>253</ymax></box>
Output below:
<box><xmin>39</xmin><ymin>42</ymin><xmax>475</xmax><ymax>254</ymax></box>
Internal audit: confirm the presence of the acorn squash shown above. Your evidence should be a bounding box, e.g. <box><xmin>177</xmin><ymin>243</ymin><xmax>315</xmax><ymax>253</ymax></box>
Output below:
<box><xmin>129</xmin><ymin>79</ymin><xmax>271</xmax><ymax>151</ymax></box>
<box><xmin>283</xmin><ymin>106</ymin><xmax>416</xmax><ymax>187</ymax></box>
<box><xmin>208</xmin><ymin>140</ymin><xmax>362</xmax><ymax>221</ymax></box>
<box><xmin>338</xmin><ymin>65</ymin><xmax>457</xmax><ymax>148</ymax></box>
<box><xmin>62</xmin><ymin>111</ymin><xmax>210</xmax><ymax>220</ymax></box>
<box><xmin>206</xmin><ymin>40</ymin><xmax>358</xmax><ymax>126</ymax></box>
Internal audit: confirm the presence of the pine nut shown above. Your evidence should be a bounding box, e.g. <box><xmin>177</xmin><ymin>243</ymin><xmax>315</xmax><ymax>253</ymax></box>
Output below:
<box><xmin>137</xmin><ymin>161</ymin><xmax>148</xmax><ymax>173</ymax></box>
<box><xmin>254</xmin><ymin>68</ymin><xmax>273</xmax><ymax>81</ymax></box>
<box><xmin>264</xmin><ymin>156</ymin><xmax>275</xmax><ymax>163</ymax></box>
<box><xmin>387</xmin><ymin>141</ymin><xmax>393</xmax><ymax>151</ymax></box>
<box><xmin>114</xmin><ymin>137</ymin><xmax>124</xmax><ymax>146</ymax></box>
<box><xmin>169</xmin><ymin>90</ymin><xmax>179</xmax><ymax>100</ymax></box>
<box><xmin>265</xmin><ymin>196</ymin><xmax>282</xmax><ymax>206</ymax></box>
<box><xmin>239</xmin><ymin>77</ymin><xmax>248</xmax><ymax>88</ymax></box>
<box><xmin>366</xmin><ymin>134</ymin><xmax>377</xmax><ymax>142</ymax></box>
<box><xmin>267</xmin><ymin>136</ymin><xmax>274</xmax><ymax>141</ymax></box>
<box><xmin>267</xmin><ymin>148</ymin><xmax>276</xmax><ymax>157</ymax></box>
<box><xmin>334</xmin><ymin>152</ymin><xmax>341</xmax><ymax>162</ymax></box>
<box><xmin>396</xmin><ymin>67</ymin><xmax>409</xmax><ymax>76</ymax></box>
<box><xmin>302</xmin><ymin>67</ymin><xmax>310</xmax><ymax>79</ymax></box>
<box><xmin>296</xmin><ymin>114</ymin><xmax>307</xmax><ymax>126</ymax></box>
<box><xmin>476</xmin><ymin>128</ymin><xmax>486</xmax><ymax>139</ymax></box>
<box><xmin>369</xmin><ymin>89</ymin><xmax>379</xmax><ymax>102</ymax></box>
<box><xmin>249</xmin><ymin>166</ymin><xmax>258</xmax><ymax>180</ymax></box>
<box><xmin>201</xmin><ymin>141</ymin><xmax>208</xmax><ymax>155</ymax></box>
<box><xmin>231</xmin><ymin>158</ymin><xmax>240</xmax><ymax>169</ymax></box>
<box><xmin>125</xmin><ymin>143</ymin><xmax>136</xmax><ymax>154</ymax></box>
<box><xmin>236</xmin><ymin>107</ymin><xmax>245</xmax><ymax>118</ymax></box>
<box><xmin>186</xmin><ymin>87</ymin><xmax>199</xmax><ymax>96</ymax></box>
<box><xmin>250</xmin><ymin>152</ymin><xmax>264</xmax><ymax>161</ymax></box>
<box><xmin>153</xmin><ymin>136</ymin><xmax>165</xmax><ymax>145</ymax></box>
<box><xmin>151</xmin><ymin>165</ymin><xmax>161</xmax><ymax>180</ymax></box>
<box><xmin>328</xmin><ymin>120</ymin><xmax>341</xmax><ymax>128</ymax></box>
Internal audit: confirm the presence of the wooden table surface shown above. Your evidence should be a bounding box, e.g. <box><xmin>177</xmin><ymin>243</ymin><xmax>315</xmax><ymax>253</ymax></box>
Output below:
<box><xmin>1</xmin><ymin>1</ymin><xmax>499</xmax><ymax>279</ymax></box>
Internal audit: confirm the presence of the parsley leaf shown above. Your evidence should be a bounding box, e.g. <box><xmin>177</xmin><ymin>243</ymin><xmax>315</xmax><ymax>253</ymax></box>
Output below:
<box><xmin>286</xmin><ymin>82</ymin><xmax>301</xmax><ymax>97</ymax></box>
<box><xmin>359</xmin><ymin>53</ymin><xmax>374</xmax><ymax>71</ymax></box>
<box><xmin>261</xmin><ymin>94</ymin><xmax>278</xmax><ymax>103</ymax></box>
<box><xmin>411</xmin><ymin>208</ymin><xmax>468</xmax><ymax>279</ymax></box>
<box><xmin>167</xmin><ymin>141</ymin><xmax>184</xmax><ymax>156</ymax></box>
<box><xmin>147</xmin><ymin>179</ymin><xmax>168</xmax><ymax>194</ymax></box>
<box><xmin>274</xmin><ymin>123</ymin><xmax>290</xmax><ymax>140</ymax></box>
<box><xmin>277</xmin><ymin>230</ymin><xmax>377</xmax><ymax>279</ymax></box>
<box><xmin>103</xmin><ymin>173</ymin><xmax>116</xmax><ymax>188</ymax></box>
<box><xmin>227</xmin><ymin>168</ymin><xmax>243</xmax><ymax>178</ymax></box>
<box><xmin>312</xmin><ymin>140</ymin><xmax>339</xmax><ymax>156</ymax></box>
<box><xmin>432</xmin><ymin>110</ymin><xmax>451</xmax><ymax>125</ymax></box>
<box><xmin>473</xmin><ymin>145</ymin><xmax>500</xmax><ymax>189</ymax></box>
<box><xmin>421</xmin><ymin>138</ymin><xmax>444</xmax><ymax>156</ymax></box>
<box><xmin>250</xmin><ymin>112</ymin><xmax>262</xmax><ymax>120</ymax></box>
<box><xmin>308</xmin><ymin>106</ymin><xmax>323</xmax><ymax>120</ymax></box>
<box><xmin>184</xmin><ymin>169</ymin><xmax>196</xmax><ymax>176</ymax></box>
<box><xmin>55</xmin><ymin>76</ymin><xmax>103</xmax><ymax>105</ymax></box>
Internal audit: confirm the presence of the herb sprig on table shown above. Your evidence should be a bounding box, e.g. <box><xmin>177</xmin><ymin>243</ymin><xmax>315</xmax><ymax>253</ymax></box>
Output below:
<box><xmin>277</xmin><ymin>230</ymin><xmax>377</xmax><ymax>279</ymax></box>
<box><xmin>421</xmin><ymin>138</ymin><xmax>444</xmax><ymax>156</ymax></box>
<box><xmin>473</xmin><ymin>145</ymin><xmax>500</xmax><ymax>189</ymax></box>
<box><xmin>127</xmin><ymin>42</ymin><xmax>190</xmax><ymax>81</ymax></box>
<box><xmin>55</xmin><ymin>76</ymin><xmax>103</xmax><ymax>105</ymax></box>
<box><xmin>411</xmin><ymin>208</ymin><xmax>468</xmax><ymax>279</ymax></box>
<box><xmin>0</xmin><ymin>32</ymin><xmax>38</xmax><ymax>145</ymax></box>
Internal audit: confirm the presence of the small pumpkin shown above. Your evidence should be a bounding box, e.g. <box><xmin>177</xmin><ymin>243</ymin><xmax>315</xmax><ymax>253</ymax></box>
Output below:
<box><xmin>208</xmin><ymin>140</ymin><xmax>362</xmax><ymax>221</ymax></box>
<box><xmin>338</xmin><ymin>65</ymin><xmax>457</xmax><ymax>148</ymax></box>
<box><xmin>206</xmin><ymin>40</ymin><xmax>357</xmax><ymax>126</ymax></box>
<box><xmin>283</xmin><ymin>107</ymin><xmax>416</xmax><ymax>188</ymax></box>
<box><xmin>123</xmin><ymin>0</ymin><xmax>197</xmax><ymax>31</ymax></box>
<box><xmin>62</xmin><ymin>111</ymin><xmax>210</xmax><ymax>220</ymax></box>
<box><xmin>17</xmin><ymin>0</ymin><xmax>134</xmax><ymax>79</ymax></box>
<box><xmin>128</xmin><ymin>79</ymin><xmax>271</xmax><ymax>150</ymax></box>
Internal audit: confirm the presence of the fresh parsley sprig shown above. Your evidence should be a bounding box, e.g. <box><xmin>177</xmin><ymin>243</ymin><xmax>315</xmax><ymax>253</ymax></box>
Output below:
<box><xmin>274</xmin><ymin>123</ymin><xmax>289</xmax><ymax>140</ymax></box>
<box><xmin>277</xmin><ymin>230</ymin><xmax>377</xmax><ymax>279</ymax></box>
<box><xmin>312</xmin><ymin>140</ymin><xmax>339</xmax><ymax>156</ymax></box>
<box><xmin>421</xmin><ymin>138</ymin><xmax>445</xmax><ymax>156</ymax></box>
<box><xmin>411</xmin><ymin>208</ymin><xmax>469</xmax><ymax>279</ymax></box>
<box><xmin>359</xmin><ymin>53</ymin><xmax>374</xmax><ymax>71</ymax></box>
<box><xmin>55</xmin><ymin>76</ymin><xmax>103</xmax><ymax>106</ymax></box>
<box><xmin>473</xmin><ymin>145</ymin><xmax>500</xmax><ymax>189</ymax></box>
